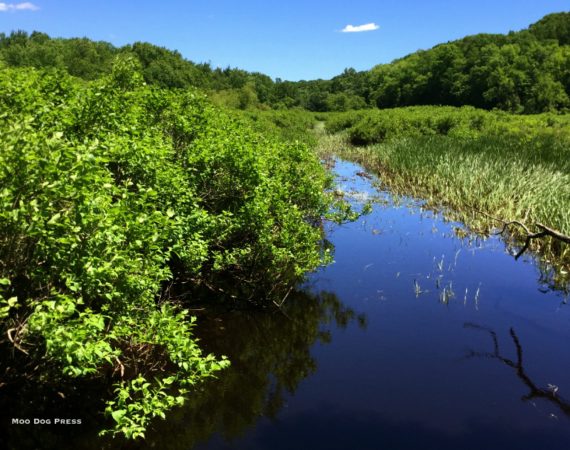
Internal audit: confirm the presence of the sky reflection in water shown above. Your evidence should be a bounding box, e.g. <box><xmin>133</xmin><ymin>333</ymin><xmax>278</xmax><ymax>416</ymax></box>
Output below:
<box><xmin>193</xmin><ymin>159</ymin><xmax>570</xmax><ymax>450</ymax></box>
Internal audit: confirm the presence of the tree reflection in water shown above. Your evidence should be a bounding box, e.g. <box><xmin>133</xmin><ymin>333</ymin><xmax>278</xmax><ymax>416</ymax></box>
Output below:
<box><xmin>0</xmin><ymin>289</ymin><xmax>364</xmax><ymax>450</ymax></box>
<box><xmin>464</xmin><ymin>323</ymin><xmax>570</xmax><ymax>418</ymax></box>
<box><xmin>132</xmin><ymin>289</ymin><xmax>366</xmax><ymax>449</ymax></box>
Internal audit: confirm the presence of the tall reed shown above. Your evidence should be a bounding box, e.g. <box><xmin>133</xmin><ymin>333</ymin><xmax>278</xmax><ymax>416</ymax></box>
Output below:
<box><xmin>337</xmin><ymin>133</ymin><xmax>570</xmax><ymax>287</ymax></box>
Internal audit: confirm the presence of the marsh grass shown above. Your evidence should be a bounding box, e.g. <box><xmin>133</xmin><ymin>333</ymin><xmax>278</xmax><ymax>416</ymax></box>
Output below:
<box><xmin>259</xmin><ymin>107</ymin><xmax>570</xmax><ymax>289</ymax></box>
<box><xmin>315</xmin><ymin>132</ymin><xmax>350</xmax><ymax>159</ymax></box>
<box><xmin>332</xmin><ymin>133</ymin><xmax>570</xmax><ymax>288</ymax></box>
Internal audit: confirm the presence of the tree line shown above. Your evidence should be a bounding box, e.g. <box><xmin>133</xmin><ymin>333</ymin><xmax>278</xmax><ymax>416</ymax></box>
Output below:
<box><xmin>0</xmin><ymin>12</ymin><xmax>569</xmax><ymax>113</ymax></box>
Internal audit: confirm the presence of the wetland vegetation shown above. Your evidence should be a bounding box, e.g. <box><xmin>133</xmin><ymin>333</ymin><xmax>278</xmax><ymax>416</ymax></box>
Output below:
<box><xmin>1</xmin><ymin>10</ymin><xmax>569</xmax><ymax>449</ymax></box>
<box><xmin>0</xmin><ymin>59</ymin><xmax>333</xmax><ymax>439</ymax></box>
<box><xmin>319</xmin><ymin>106</ymin><xmax>570</xmax><ymax>287</ymax></box>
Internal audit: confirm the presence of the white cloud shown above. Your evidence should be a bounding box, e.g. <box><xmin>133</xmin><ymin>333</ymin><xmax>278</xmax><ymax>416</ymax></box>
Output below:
<box><xmin>0</xmin><ymin>2</ymin><xmax>39</xmax><ymax>12</ymax></box>
<box><xmin>341</xmin><ymin>23</ymin><xmax>379</xmax><ymax>33</ymax></box>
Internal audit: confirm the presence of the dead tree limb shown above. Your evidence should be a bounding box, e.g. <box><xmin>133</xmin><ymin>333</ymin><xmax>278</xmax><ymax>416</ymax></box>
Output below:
<box><xmin>499</xmin><ymin>222</ymin><xmax>570</xmax><ymax>260</ymax></box>
<box><xmin>467</xmin><ymin>206</ymin><xmax>570</xmax><ymax>260</ymax></box>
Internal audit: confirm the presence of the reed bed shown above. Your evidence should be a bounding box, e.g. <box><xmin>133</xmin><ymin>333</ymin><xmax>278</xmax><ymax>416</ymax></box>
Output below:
<box><xmin>336</xmin><ymin>133</ymin><xmax>570</xmax><ymax>287</ymax></box>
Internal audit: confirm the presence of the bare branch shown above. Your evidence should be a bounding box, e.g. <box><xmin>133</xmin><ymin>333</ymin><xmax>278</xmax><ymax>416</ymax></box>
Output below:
<box><xmin>466</xmin><ymin>206</ymin><xmax>570</xmax><ymax>260</ymax></box>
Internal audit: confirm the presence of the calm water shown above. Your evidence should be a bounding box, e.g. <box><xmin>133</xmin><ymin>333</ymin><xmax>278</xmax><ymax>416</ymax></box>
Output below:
<box><xmin>4</xmin><ymin>159</ymin><xmax>569</xmax><ymax>449</ymax></box>
<box><xmin>187</xmin><ymin>159</ymin><xmax>570</xmax><ymax>450</ymax></box>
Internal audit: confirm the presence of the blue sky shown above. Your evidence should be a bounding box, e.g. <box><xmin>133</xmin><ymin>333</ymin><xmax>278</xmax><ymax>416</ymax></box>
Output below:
<box><xmin>0</xmin><ymin>1</ymin><xmax>568</xmax><ymax>80</ymax></box>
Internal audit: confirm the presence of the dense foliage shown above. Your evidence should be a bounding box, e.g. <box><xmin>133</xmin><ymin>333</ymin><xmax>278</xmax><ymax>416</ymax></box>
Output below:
<box><xmin>0</xmin><ymin>59</ymin><xmax>332</xmax><ymax>438</ymax></box>
<box><xmin>368</xmin><ymin>17</ymin><xmax>570</xmax><ymax>113</ymax></box>
<box><xmin>1</xmin><ymin>11</ymin><xmax>569</xmax><ymax>443</ymax></box>
<box><xmin>235</xmin><ymin>109</ymin><xmax>319</xmax><ymax>147</ymax></box>
<box><xmin>2</xmin><ymin>12</ymin><xmax>569</xmax><ymax>113</ymax></box>
<box><xmin>291</xmin><ymin>13</ymin><xmax>570</xmax><ymax>112</ymax></box>
<box><xmin>301</xmin><ymin>12</ymin><xmax>570</xmax><ymax>113</ymax></box>
<box><xmin>324</xmin><ymin>106</ymin><xmax>570</xmax><ymax>145</ymax></box>
<box><xmin>0</xmin><ymin>31</ymin><xmax>274</xmax><ymax>106</ymax></box>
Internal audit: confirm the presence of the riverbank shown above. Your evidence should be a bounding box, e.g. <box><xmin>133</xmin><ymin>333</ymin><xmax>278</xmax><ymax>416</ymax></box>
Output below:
<box><xmin>149</xmin><ymin>158</ymin><xmax>570</xmax><ymax>449</ymax></box>
<box><xmin>314</xmin><ymin>108</ymin><xmax>570</xmax><ymax>289</ymax></box>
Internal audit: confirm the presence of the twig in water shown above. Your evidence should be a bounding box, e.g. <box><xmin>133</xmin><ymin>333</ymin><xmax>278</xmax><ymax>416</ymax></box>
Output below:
<box><xmin>466</xmin><ymin>206</ymin><xmax>570</xmax><ymax>260</ymax></box>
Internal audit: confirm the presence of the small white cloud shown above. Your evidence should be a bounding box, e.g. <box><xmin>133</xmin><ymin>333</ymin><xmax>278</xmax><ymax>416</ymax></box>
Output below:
<box><xmin>341</xmin><ymin>23</ymin><xmax>379</xmax><ymax>33</ymax></box>
<box><xmin>0</xmin><ymin>2</ymin><xmax>39</xmax><ymax>12</ymax></box>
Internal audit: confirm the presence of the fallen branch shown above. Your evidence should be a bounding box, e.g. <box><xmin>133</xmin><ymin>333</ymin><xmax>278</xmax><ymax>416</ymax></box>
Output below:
<box><xmin>467</xmin><ymin>207</ymin><xmax>570</xmax><ymax>260</ymax></box>
<box><xmin>505</xmin><ymin>222</ymin><xmax>570</xmax><ymax>260</ymax></box>
<box><xmin>6</xmin><ymin>327</ymin><xmax>28</xmax><ymax>355</ymax></box>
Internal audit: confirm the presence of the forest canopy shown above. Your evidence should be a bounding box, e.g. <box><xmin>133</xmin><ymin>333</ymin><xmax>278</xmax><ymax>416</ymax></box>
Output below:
<box><xmin>0</xmin><ymin>12</ymin><xmax>569</xmax><ymax>113</ymax></box>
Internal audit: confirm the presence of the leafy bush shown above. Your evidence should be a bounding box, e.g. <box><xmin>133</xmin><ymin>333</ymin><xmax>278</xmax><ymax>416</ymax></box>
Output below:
<box><xmin>324</xmin><ymin>106</ymin><xmax>570</xmax><ymax>145</ymax></box>
<box><xmin>0</xmin><ymin>58</ymin><xmax>331</xmax><ymax>438</ymax></box>
<box><xmin>236</xmin><ymin>109</ymin><xmax>319</xmax><ymax>147</ymax></box>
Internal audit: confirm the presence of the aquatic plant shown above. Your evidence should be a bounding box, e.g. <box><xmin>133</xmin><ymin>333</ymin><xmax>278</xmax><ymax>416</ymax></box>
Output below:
<box><xmin>329</xmin><ymin>112</ymin><xmax>570</xmax><ymax>287</ymax></box>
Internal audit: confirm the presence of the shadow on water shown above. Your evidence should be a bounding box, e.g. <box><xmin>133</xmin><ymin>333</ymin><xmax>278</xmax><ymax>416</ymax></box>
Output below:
<box><xmin>0</xmin><ymin>367</ymin><xmax>111</xmax><ymax>449</ymax></box>
<box><xmin>126</xmin><ymin>290</ymin><xmax>366</xmax><ymax>450</ymax></box>
<box><xmin>3</xmin><ymin>158</ymin><xmax>570</xmax><ymax>450</ymax></box>
<box><xmin>168</xmin><ymin>159</ymin><xmax>570</xmax><ymax>450</ymax></box>
<box><xmin>0</xmin><ymin>289</ymin><xmax>365</xmax><ymax>450</ymax></box>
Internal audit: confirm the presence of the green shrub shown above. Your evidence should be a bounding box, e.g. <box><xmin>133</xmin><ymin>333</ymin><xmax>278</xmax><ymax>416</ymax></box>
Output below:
<box><xmin>235</xmin><ymin>109</ymin><xmax>319</xmax><ymax>147</ymax></box>
<box><xmin>0</xmin><ymin>58</ymin><xmax>330</xmax><ymax>438</ymax></box>
<box><xmin>323</xmin><ymin>106</ymin><xmax>570</xmax><ymax>145</ymax></box>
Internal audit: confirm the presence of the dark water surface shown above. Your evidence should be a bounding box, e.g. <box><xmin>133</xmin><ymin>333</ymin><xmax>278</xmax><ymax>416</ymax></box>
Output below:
<box><xmin>184</xmin><ymin>159</ymin><xmax>570</xmax><ymax>450</ymax></box>
<box><xmin>4</xmin><ymin>159</ymin><xmax>569</xmax><ymax>449</ymax></box>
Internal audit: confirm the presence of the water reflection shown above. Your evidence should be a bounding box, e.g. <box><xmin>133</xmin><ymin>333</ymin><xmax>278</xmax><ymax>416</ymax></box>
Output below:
<box><xmin>0</xmin><ymin>289</ymin><xmax>364</xmax><ymax>450</ymax></box>
<box><xmin>4</xmin><ymin>158</ymin><xmax>570</xmax><ymax>450</ymax></box>
<box><xmin>465</xmin><ymin>323</ymin><xmax>570</xmax><ymax>419</ymax></box>
<box><xmin>339</xmin><ymin>158</ymin><xmax>569</xmax><ymax>296</ymax></box>
<box><xmin>133</xmin><ymin>290</ymin><xmax>366</xmax><ymax>449</ymax></box>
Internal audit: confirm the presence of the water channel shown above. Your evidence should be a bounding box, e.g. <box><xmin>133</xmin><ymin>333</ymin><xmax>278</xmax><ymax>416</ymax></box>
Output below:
<box><xmin>149</xmin><ymin>158</ymin><xmax>570</xmax><ymax>450</ymax></box>
<box><xmin>4</xmin><ymin>159</ymin><xmax>569</xmax><ymax>450</ymax></box>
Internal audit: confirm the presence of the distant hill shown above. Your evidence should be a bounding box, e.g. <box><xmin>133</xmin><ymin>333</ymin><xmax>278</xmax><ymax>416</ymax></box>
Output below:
<box><xmin>0</xmin><ymin>31</ymin><xmax>274</xmax><ymax>107</ymax></box>
<box><xmin>528</xmin><ymin>12</ymin><xmax>570</xmax><ymax>45</ymax></box>
<box><xmin>1</xmin><ymin>12</ymin><xmax>569</xmax><ymax>113</ymax></box>
<box><xmin>364</xmin><ymin>12</ymin><xmax>570</xmax><ymax>113</ymax></box>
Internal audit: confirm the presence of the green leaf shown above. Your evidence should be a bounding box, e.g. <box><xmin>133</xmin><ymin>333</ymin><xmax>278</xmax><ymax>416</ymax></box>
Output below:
<box><xmin>111</xmin><ymin>409</ymin><xmax>127</xmax><ymax>423</ymax></box>
<box><xmin>47</xmin><ymin>213</ymin><xmax>61</xmax><ymax>225</ymax></box>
